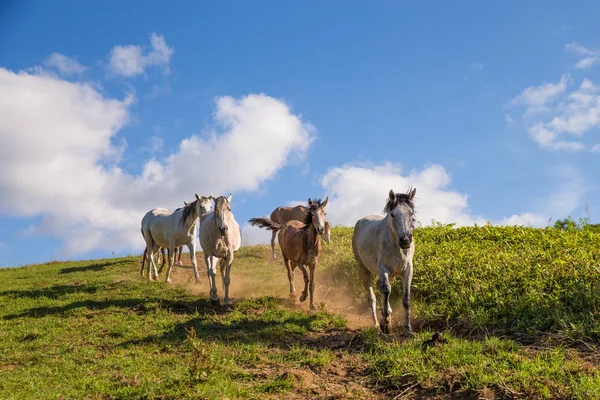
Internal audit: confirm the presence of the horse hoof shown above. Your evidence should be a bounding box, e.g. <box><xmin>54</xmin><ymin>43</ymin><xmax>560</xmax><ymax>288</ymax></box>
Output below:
<box><xmin>310</xmin><ymin>304</ymin><xmax>317</xmax><ymax>311</ymax></box>
<box><xmin>405</xmin><ymin>330</ymin><xmax>416</xmax><ymax>338</ymax></box>
<box><xmin>211</xmin><ymin>298</ymin><xmax>220</xmax><ymax>306</ymax></box>
<box><xmin>379</xmin><ymin>322</ymin><xmax>391</xmax><ymax>334</ymax></box>
<box><xmin>299</xmin><ymin>294</ymin><xmax>307</xmax><ymax>302</ymax></box>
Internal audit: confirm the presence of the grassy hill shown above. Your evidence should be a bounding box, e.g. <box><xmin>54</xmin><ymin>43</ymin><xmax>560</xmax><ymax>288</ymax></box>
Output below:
<box><xmin>1</xmin><ymin>226</ymin><xmax>600</xmax><ymax>399</ymax></box>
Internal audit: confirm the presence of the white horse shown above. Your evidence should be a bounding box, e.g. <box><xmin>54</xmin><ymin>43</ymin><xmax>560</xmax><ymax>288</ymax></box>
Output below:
<box><xmin>141</xmin><ymin>194</ymin><xmax>213</xmax><ymax>283</ymax></box>
<box><xmin>323</xmin><ymin>221</ymin><xmax>332</xmax><ymax>245</ymax></box>
<box><xmin>352</xmin><ymin>188</ymin><xmax>416</xmax><ymax>335</ymax></box>
<box><xmin>199</xmin><ymin>194</ymin><xmax>241</xmax><ymax>306</ymax></box>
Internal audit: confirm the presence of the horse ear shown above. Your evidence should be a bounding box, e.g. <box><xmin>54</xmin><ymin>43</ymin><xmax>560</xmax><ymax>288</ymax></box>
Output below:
<box><xmin>195</xmin><ymin>193</ymin><xmax>200</xmax><ymax>201</ymax></box>
<box><xmin>322</xmin><ymin>197</ymin><xmax>328</xmax><ymax>208</ymax></box>
<box><xmin>184</xmin><ymin>201</ymin><xmax>189</xmax><ymax>206</ymax></box>
<box><xmin>209</xmin><ymin>193</ymin><xmax>214</xmax><ymax>200</ymax></box>
<box><xmin>308</xmin><ymin>198</ymin><xmax>313</xmax><ymax>206</ymax></box>
<box><xmin>389</xmin><ymin>189</ymin><xmax>395</xmax><ymax>200</ymax></box>
<box><xmin>227</xmin><ymin>193</ymin><xmax>232</xmax><ymax>203</ymax></box>
<box><xmin>409</xmin><ymin>188</ymin><xmax>417</xmax><ymax>200</ymax></box>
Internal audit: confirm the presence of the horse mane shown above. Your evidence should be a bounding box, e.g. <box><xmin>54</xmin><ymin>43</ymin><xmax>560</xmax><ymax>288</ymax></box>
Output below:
<box><xmin>383</xmin><ymin>190</ymin><xmax>415</xmax><ymax>215</ymax></box>
<box><xmin>180</xmin><ymin>199</ymin><xmax>198</xmax><ymax>225</ymax></box>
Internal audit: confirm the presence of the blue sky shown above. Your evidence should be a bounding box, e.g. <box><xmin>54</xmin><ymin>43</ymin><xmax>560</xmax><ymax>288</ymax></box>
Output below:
<box><xmin>1</xmin><ymin>1</ymin><xmax>599</xmax><ymax>266</ymax></box>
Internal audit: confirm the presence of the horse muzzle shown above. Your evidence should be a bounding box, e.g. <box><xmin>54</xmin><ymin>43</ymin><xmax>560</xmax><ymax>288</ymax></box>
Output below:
<box><xmin>219</xmin><ymin>227</ymin><xmax>228</xmax><ymax>236</ymax></box>
<box><xmin>399</xmin><ymin>235</ymin><xmax>412</xmax><ymax>249</ymax></box>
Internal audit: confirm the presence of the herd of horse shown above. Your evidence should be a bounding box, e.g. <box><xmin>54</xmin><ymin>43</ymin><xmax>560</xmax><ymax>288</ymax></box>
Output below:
<box><xmin>140</xmin><ymin>188</ymin><xmax>417</xmax><ymax>334</ymax></box>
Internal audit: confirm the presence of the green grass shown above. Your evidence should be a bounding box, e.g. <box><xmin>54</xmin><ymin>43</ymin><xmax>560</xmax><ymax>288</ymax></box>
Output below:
<box><xmin>1</xmin><ymin>225</ymin><xmax>600</xmax><ymax>398</ymax></box>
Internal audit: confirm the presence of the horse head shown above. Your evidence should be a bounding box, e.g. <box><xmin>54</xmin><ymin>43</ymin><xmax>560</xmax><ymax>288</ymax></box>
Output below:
<box><xmin>384</xmin><ymin>188</ymin><xmax>416</xmax><ymax>249</ymax></box>
<box><xmin>307</xmin><ymin>197</ymin><xmax>328</xmax><ymax>235</ymax></box>
<box><xmin>214</xmin><ymin>193</ymin><xmax>232</xmax><ymax>236</ymax></box>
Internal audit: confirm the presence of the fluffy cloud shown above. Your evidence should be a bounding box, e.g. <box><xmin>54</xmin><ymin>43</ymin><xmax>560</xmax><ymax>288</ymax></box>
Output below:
<box><xmin>509</xmin><ymin>74</ymin><xmax>570</xmax><ymax>115</ymax></box>
<box><xmin>565</xmin><ymin>42</ymin><xmax>600</xmax><ymax>70</ymax></box>
<box><xmin>510</xmin><ymin>76</ymin><xmax>600</xmax><ymax>151</ymax></box>
<box><xmin>320</xmin><ymin>163</ymin><xmax>559</xmax><ymax>229</ymax></box>
<box><xmin>109</xmin><ymin>33</ymin><xmax>174</xmax><ymax>77</ymax></box>
<box><xmin>321</xmin><ymin>163</ymin><xmax>485</xmax><ymax>227</ymax></box>
<box><xmin>0</xmin><ymin>67</ymin><xmax>313</xmax><ymax>256</ymax></box>
<box><xmin>44</xmin><ymin>53</ymin><xmax>86</xmax><ymax>75</ymax></box>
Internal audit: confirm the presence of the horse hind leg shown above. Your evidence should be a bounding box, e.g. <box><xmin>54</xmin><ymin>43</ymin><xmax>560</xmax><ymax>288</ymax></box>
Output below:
<box><xmin>158</xmin><ymin>247</ymin><xmax>167</xmax><ymax>274</ymax></box>
<box><xmin>271</xmin><ymin>231</ymin><xmax>277</xmax><ymax>259</ymax></box>
<box><xmin>357</xmin><ymin>260</ymin><xmax>378</xmax><ymax>328</ymax></box>
<box><xmin>403</xmin><ymin>263</ymin><xmax>414</xmax><ymax>336</ymax></box>
<box><xmin>141</xmin><ymin>248</ymin><xmax>147</xmax><ymax>277</ymax></box>
<box><xmin>308</xmin><ymin>263</ymin><xmax>317</xmax><ymax>311</ymax></box>
<box><xmin>143</xmin><ymin>235</ymin><xmax>159</xmax><ymax>281</ymax></box>
<box><xmin>164</xmin><ymin>247</ymin><xmax>176</xmax><ymax>283</ymax></box>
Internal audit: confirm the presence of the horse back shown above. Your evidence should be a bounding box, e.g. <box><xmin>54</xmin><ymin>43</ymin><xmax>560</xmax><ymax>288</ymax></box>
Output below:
<box><xmin>352</xmin><ymin>215</ymin><xmax>386</xmax><ymax>273</ymax></box>
<box><xmin>270</xmin><ymin>206</ymin><xmax>308</xmax><ymax>225</ymax></box>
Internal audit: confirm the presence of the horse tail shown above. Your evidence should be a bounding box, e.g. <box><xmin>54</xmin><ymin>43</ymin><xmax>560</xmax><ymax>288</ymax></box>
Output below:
<box><xmin>248</xmin><ymin>217</ymin><xmax>282</xmax><ymax>232</ymax></box>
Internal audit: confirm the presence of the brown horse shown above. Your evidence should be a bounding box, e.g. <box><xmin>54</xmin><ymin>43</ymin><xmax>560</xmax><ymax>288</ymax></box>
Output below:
<box><xmin>269</xmin><ymin>205</ymin><xmax>332</xmax><ymax>258</ymax></box>
<box><xmin>249</xmin><ymin>198</ymin><xmax>328</xmax><ymax>310</ymax></box>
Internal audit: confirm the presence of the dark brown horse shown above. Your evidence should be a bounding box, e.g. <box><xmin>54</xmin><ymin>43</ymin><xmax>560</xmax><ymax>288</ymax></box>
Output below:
<box><xmin>249</xmin><ymin>198</ymin><xmax>328</xmax><ymax>310</ymax></box>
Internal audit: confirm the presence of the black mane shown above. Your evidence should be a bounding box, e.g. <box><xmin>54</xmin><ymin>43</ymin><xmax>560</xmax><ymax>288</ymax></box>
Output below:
<box><xmin>383</xmin><ymin>190</ymin><xmax>415</xmax><ymax>215</ymax></box>
<box><xmin>180</xmin><ymin>200</ymin><xmax>198</xmax><ymax>225</ymax></box>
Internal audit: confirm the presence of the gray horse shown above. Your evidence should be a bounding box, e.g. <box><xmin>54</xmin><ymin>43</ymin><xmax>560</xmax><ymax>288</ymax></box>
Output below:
<box><xmin>352</xmin><ymin>188</ymin><xmax>416</xmax><ymax>335</ymax></box>
<box><xmin>199</xmin><ymin>194</ymin><xmax>242</xmax><ymax>306</ymax></box>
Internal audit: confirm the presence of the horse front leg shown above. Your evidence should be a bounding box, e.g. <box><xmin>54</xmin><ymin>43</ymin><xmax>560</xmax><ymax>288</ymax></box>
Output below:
<box><xmin>297</xmin><ymin>264</ymin><xmax>310</xmax><ymax>303</ymax></box>
<box><xmin>283</xmin><ymin>255</ymin><xmax>296</xmax><ymax>299</ymax></box>
<box><xmin>223</xmin><ymin>254</ymin><xmax>233</xmax><ymax>306</ymax></box>
<box><xmin>188</xmin><ymin>242</ymin><xmax>200</xmax><ymax>283</ymax></box>
<box><xmin>206</xmin><ymin>255</ymin><xmax>220</xmax><ymax>305</ymax></box>
<box><xmin>378</xmin><ymin>265</ymin><xmax>392</xmax><ymax>334</ymax></box>
<box><xmin>308</xmin><ymin>262</ymin><xmax>317</xmax><ymax>311</ymax></box>
<box><xmin>403</xmin><ymin>262</ymin><xmax>414</xmax><ymax>336</ymax></box>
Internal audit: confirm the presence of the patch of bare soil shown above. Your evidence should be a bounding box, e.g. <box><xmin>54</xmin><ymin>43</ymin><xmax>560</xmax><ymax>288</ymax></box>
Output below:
<box><xmin>142</xmin><ymin>252</ymin><xmax>377</xmax><ymax>328</ymax></box>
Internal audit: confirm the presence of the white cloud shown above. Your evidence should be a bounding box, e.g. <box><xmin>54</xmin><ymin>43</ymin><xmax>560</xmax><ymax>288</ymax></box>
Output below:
<box><xmin>591</xmin><ymin>144</ymin><xmax>600</xmax><ymax>153</ymax></box>
<box><xmin>321</xmin><ymin>163</ymin><xmax>486</xmax><ymax>227</ymax></box>
<box><xmin>241</xmin><ymin>223</ymin><xmax>271</xmax><ymax>246</ymax></box>
<box><xmin>497</xmin><ymin>213</ymin><xmax>549</xmax><ymax>227</ymax></box>
<box><xmin>471</xmin><ymin>62</ymin><xmax>484</xmax><ymax>70</ymax></box>
<box><xmin>44</xmin><ymin>53</ymin><xmax>86</xmax><ymax>75</ymax></box>
<box><xmin>0</xmin><ymin>67</ymin><xmax>313</xmax><ymax>256</ymax></box>
<box><xmin>320</xmin><ymin>162</ymin><xmax>583</xmax><ymax>229</ymax></box>
<box><xmin>565</xmin><ymin>42</ymin><xmax>599</xmax><ymax>70</ymax></box>
<box><xmin>510</xmin><ymin>76</ymin><xmax>600</xmax><ymax>151</ymax></box>
<box><xmin>509</xmin><ymin>74</ymin><xmax>571</xmax><ymax>115</ymax></box>
<box><xmin>109</xmin><ymin>33</ymin><xmax>174</xmax><ymax>77</ymax></box>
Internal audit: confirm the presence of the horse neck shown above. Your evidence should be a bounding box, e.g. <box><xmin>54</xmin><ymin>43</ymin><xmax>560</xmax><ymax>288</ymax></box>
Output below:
<box><xmin>304</xmin><ymin>219</ymin><xmax>321</xmax><ymax>253</ymax></box>
<box><xmin>385</xmin><ymin>213</ymin><xmax>401</xmax><ymax>252</ymax></box>
<box><xmin>181</xmin><ymin>207</ymin><xmax>199</xmax><ymax>231</ymax></box>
